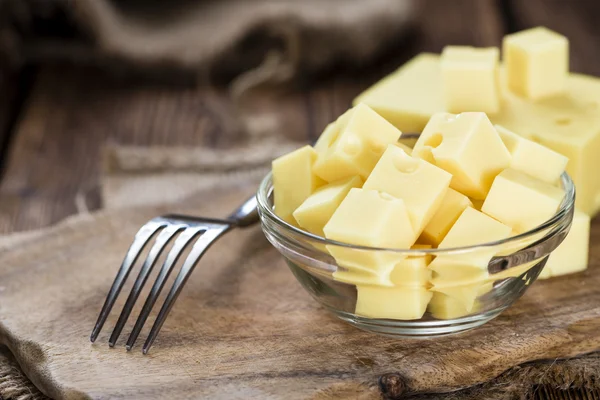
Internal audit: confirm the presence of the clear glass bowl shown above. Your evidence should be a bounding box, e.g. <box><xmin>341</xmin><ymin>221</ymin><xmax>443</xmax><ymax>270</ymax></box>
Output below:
<box><xmin>256</xmin><ymin>172</ymin><xmax>575</xmax><ymax>337</ymax></box>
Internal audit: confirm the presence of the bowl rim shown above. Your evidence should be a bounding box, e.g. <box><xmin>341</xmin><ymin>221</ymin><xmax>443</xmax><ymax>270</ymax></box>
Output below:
<box><xmin>256</xmin><ymin>170</ymin><xmax>575</xmax><ymax>255</ymax></box>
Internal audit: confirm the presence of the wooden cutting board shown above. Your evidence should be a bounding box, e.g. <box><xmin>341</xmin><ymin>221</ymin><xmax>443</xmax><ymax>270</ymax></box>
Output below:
<box><xmin>1</xmin><ymin>184</ymin><xmax>600</xmax><ymax>400</ymax></box>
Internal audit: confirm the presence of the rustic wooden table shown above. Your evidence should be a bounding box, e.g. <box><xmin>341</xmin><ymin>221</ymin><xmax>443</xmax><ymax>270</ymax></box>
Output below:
<box><xmin>1</xmin><ymin>1</ymin><xmax>600</xmax><ymax>399</ymax></box>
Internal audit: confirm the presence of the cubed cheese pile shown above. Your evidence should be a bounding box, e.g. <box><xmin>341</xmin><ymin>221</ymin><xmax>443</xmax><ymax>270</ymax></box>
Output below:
<box><xmin>272</xmin><ymin>101</ymin><xmax>576</xmax><ymax>321</ymax></box>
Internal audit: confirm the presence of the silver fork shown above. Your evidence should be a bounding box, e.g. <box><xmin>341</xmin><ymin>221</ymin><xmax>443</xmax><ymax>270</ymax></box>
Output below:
<box><xmin>90</xmin><ymin>195</ymin><xmax>259</xmax><ymax>354</ymax></box>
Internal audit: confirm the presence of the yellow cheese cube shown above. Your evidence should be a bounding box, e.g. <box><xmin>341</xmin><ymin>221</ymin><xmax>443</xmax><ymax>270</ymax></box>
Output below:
<box><xmin>413</xmin><ymin>112</ymin><xmax>511</xmax><ymax>199</ymax></box>
<box><xmin>390</xmin><ymin>244</ymin><xmax>432</xmax><ymax>287</ymax></box>
<box><xmin>481</xmin><ymin>168</ymin><xmax>565</xmax><ymax>233</ymax></box>
<box><xmin>324</xmin><ymin>188</ymin><xmax>416</xmax><ymax>276</ymax></box>
<box><xmin>419</xmin><ymin>188</ymin><xmax>473</xmax><ymax>246</ymax></box>
<box><xmin>495</xmin><ymin>125</ymin><xmax>568</xmax><ymax>184</ymax></box>
<box><xmin>394</xmin><ymin>142</ymin><xmax>413</xmax><ymax>155</ymax></box>
<box><xmin>363</xmin><ymin>145</ymin><xmax>452</xmax><ymax>233</ymax></box>
<box><xmin>430</xmin><ymin>281</ymin><xmax>493</xmax><ymax>313</ymax></box>
<box><xmin>503</xmin><ymin>27</ymin><xmax>568</xmax><ymax>100</ymax></box>
<box><xmin>428</xmin><ymin>293</ymin><xmax>470</xmax><ymax>320</ymax></box>
<box><xmin>293</xmin><ymin>176</ymin><xmax>363</xmax><ymax>237</ymax></box>
<box><xmin>314</xmin><ymin>122</ymin><xmax>337</xmax><ymax>155</ymax></box>
<box><xmin>353</xmin><ymin>53</ymin><xmax>444</xmax><ymax>133</ymax></box>
<box><xmin>429</xmin><ymin>207</ymin><xmax>512</xmax><ymax>284</ymax></box>
<box><xmin>313</xmin><ymin>103</ymin><xmax>402</xmax><ymax>182</ymax></box>
<box><xmin>544</xmin><ymin>209</ymin><xmax>590</xmax><ymax>277</ymax></box>
<box><xmin>441</xmin><ymin>46</ymin><xmax>500</xmax><ymax>114</ymax></box>
<box><xmin>355</xmin><ymin>286</ymin><xmax>432</xmax><ymax>320</ymax></box>
<box><xmin>272</xmin><ymin>146</ymin><xmax>324</xmax><ymax>225</ymax></box>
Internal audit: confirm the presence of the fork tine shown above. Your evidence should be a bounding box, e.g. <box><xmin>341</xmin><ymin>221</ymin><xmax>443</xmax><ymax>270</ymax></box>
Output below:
<box><xmin>142</xmin><ymin>226</ymin><xmax>229</xmax><ymax>354</ymax></box>
<box><xmin>125</xmin><ymin>227</ymin><xmax>204</xmax><ymax>350</ymax></box>
<box><xmin>108</xmin><ymin>225</ymin><xmax>184</xmax><ymax>347</ymax></box>
<box><xmin>90</xmin><ymin>220</ymin><xmax>165</xmax><ymax>343</ymax></box>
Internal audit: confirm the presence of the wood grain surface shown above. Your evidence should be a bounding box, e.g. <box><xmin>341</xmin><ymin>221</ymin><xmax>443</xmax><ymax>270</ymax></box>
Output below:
<box><xmin>0</xmin><ymin>184</ymin><xmax>599</xmax><ymax>399</ymax></box>
<box><xmin>2</xmin><ymin>0</ymin><xmax>600</xmax><ymax>399</ymax></box>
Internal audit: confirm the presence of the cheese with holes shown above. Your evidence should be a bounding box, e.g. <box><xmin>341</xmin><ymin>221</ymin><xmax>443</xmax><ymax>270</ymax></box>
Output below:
<box><xmin>503</xmin><ymin>27</ymin><xmax>568</xmax><ymax>100</ymax></box>
<box><xmin>324</xmin><ymin>188</ymin><xmax>416</xmax><ymax>279</ymax></box>
<box><xmin>495</xmin><ymin>125</ymin><xmax>568</xmax><ymax>184</ymax></box>
<box><xmin>363</xmin><ymin>145</ymin><xmax>452</xmax><ymax>233</ymax></box>
<box><xmin>413</xmin><ymin>112</ymin><xmax>511</xmax><ymax>199</ymax></box>
<box><xmin>482</xmin><ymin>168</ymin><xmax>565</xmax><ymax>233</ymax></box>
<box><xmin>313</xmin><ymin>103</ymin><xmax>402</xmax><ymax>182</ymax></box>
<box><xmin>355</xmin><ymin>286</ymin><xmax>432</xmax><ymax>320</ymax></box>
<box><xmin>394</xmin><ymin>142</ymin><xmax>413</xmax><ymax>155</ymax></box>
<box><xmin>441</xmin><ymin>46</ymin><xmax>500</xmax><ymax>114</ymax></box>
<box><xmin>429</xmin><ymin>207</ymin><xmax>512</xmax><ymax>284</ymax></box>
<box><xmin>390</xmin><ymin>244</ymin><xmax>432</xmax><ymax>287</ymax></box>
<box><xmin>420</xmin><ymin>188</ymin><xmax>472</xmax><ymax>246</ymax></box>
<box><xmin>272</xmin><ymin>145</ymin><xmax>324</xmax><ymax>225</ymax></box>
<box><xmin>540</xmin><ymin>209</ymin><xmax>590</xmax><ymax>278</ymax></box>
<box><xmin>293</xmin><ymin>176</ymin><xmax>363</xmax><ymax>237</ymax></box>
<box><xmin>352</xmin><ymin>52</ymin><xmax>600</xmax><ymax>215</ymax></box>
<box><xmin>352</xmin><ymin>53</ymin><xmax>444</xmax><ymax>133</ymax></box>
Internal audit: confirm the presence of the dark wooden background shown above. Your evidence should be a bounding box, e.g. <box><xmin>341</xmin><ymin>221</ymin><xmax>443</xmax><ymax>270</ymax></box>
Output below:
<box><xmin>1</xmin><ymin>1</ymin><xmax>600</xmax><ymax>399</ymax></box>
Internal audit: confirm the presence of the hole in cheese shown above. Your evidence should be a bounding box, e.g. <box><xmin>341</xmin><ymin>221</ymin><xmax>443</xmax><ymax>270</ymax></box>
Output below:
<box><xmin>425</xmin><ymin>133</ymin><xmax>443</xmax><ymax>149</ymax></box>
<box><xmin>392</xmin><ymin>154</ymin><xmax>419</xmax><ymax>173</ymax></box>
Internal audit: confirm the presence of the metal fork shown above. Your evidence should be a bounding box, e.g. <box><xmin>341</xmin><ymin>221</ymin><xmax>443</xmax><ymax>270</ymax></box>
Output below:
<box><xmin>90</xmin><ymin>195</ymin><xmax>259</xmax><ymax>354</ymax></box>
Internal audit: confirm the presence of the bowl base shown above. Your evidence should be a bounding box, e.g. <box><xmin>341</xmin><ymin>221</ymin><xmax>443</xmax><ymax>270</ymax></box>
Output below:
<box><xmin>331</xmin><ymin>308</ymin><xmax>506</xmax><ymax>338</ymax></box>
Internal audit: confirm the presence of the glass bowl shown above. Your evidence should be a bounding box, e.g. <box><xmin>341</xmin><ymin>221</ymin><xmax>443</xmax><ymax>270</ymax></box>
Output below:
<box><xmin>256</xmin><ymin>172</ymin><xmax>575</xmax><ymax>337</ymax></box>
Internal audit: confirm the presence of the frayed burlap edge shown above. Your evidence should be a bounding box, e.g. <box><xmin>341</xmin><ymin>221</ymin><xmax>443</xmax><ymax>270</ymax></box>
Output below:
<box><xmin>0</xmin><ymin>348</ymin><xmax>47</xmax><ymax>400</ymax></box>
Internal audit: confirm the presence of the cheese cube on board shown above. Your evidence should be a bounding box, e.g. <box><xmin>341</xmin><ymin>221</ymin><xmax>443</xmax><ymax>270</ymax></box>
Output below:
<box><xmin>420</xmin><ymin>188</ymin><xmax>473</xmax><ymax>246</ymax></box>
<box><xmin>482</xmin><ymin>168</ymin><xmax>565</xmax><ymax>233</ymax></box>
<box><xmin>413</xmin><ymin>112</ymin><xmax>511</xmax><ymax>200</ymax></box>
<box><xmin>503</xmin><ymin>27</ymin><xmax>568</xmax><ymax>100</ymax></box>
<box><xmin>390</xmin><ymin>244</ymin><xmax>433</xmax><ymax>287</ymax></box>
<box><xmin>363</xmin><ymin>145</ymin><xmax>452</xmax><ymax>233</ymax></box>
<box><xmin>540</xmin><ymin>209</ymin><xmax>590</xmax><ymax>278</ymax></box>
<box><xmin>324</xmin><ymin>188</ymin><xmax>416</xmax><ymax>276</ymax></box>
<box><xmin>293</xmin><ymin>176</ymin><xmax>363</xmax><ymax>237</ymax></box>
<box><xmin>441</xmin><ymin>46</ymin><xmax>500</xmax><ymax>114</ymax></box>
<box><xmin>495</xmin><ymin>125</ymin><xmax>568</xmax><ymax>184</ymax></box>
<box><xmin>352</xmin><ymin>53</ymin><xmax>444</xmax><ymax>133</ymax></box>
<box><xmin>313</xmin><ymin>103</ymin><xmax>402</xmax><ymax>182</ymax></box>
<box><xmin>429</xmin><ymin>207</ymin><xmax>512</xmax><ymax>284</ymax></box>
<box><xmin>272</xmin><ymin>146</ymin><xmax>324</xmax><ymax>225</ymax></box>
<box><xmin>355</xmin><ymin>286</ymin><xmax>432</xmax><ymax>320</ymax></box>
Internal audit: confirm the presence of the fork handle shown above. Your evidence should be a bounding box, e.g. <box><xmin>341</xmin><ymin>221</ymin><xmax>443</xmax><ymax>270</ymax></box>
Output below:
<box><xmin>227</xmin><ymin>195</ymin><xmax>260</xmax><ymax>227</ymax></box>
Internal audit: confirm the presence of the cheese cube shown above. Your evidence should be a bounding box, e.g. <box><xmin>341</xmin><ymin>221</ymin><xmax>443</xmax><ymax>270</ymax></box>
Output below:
<box><xmin>495</xmin><ymin>125</ymin><xmax>568</xmax><ymax>184</ymax></box>
<box><xmin>482</xmin><ymin>168</ymin><xmax>565</xmax><ymax>233</ymax></box>
<box><xmin>293</xmin><ymin>176</ymin><xmax>363</xmax><ymax>237</ymax></box>
<box><xmin>441</xmin><ymin>46</ymin><xmax>500</xmax><ymax>114</ymax></box>
<box><xmin>353</xmin><ymin>53</ymin><xmax>444</xmax><ymax>133</ymax></box>
<box><xmin>503</xmin><ymin>27</ymin><xmax>568</xmax><ymax>100</ymax></box>
<box><xmin>430</xmin><ymin>281</ymin><xmax>493</xmax><ymax>313</ymax></box>
<box><xmin>313</xmin><ymin>104</ymin><xmax>402</xmax><ymax>182</ymax></box>
<box><xmin>355</xmin><ymin>286</ymin><xmax>432</xmax><ymax>320</ymax></box>
<box><xmin>324</xmin><ymin>188</ymin><xmax>416</xmax><ymax>276</ymax></box>
<box><xmin>420</xmin><ymin>188</ymin><xmax>473</xmax><ymax>246</ymax></box>
<box><xmin>390</xmin><ymin>244</ymin><xmax>432</xmax><ymax>287</ymax></box>
<box><xmin>272</xmin><ymin>146</ymin><xmax>324</xmax><ymax>225</ymax></box>
<box><xmin>428</xmin><ymin>293</ymin><xmax>470</xmax><ymax>319</ymax></box>
<box><xmin>314</xmin><ymin>122</ymin><xmax>337</xmax><ymax>155</ymax></box>
<box><xmin>413</xmin><ymin>112</ymin><xmax>511</xmax><ymax>199</ymax></box>
<box><xmin>542</xmin><ymin>209</ymin><xmax>590</xmax><ymax>278</ymax></box>
<box><xmin>363</xmin><ymin>145</ymin><xmax>452</xmax><ymax>233</ymax></box>
<box><xmin>429</xmin><ymin>207</ymin><xmax>512</xmax><ymax>284</ymax></box>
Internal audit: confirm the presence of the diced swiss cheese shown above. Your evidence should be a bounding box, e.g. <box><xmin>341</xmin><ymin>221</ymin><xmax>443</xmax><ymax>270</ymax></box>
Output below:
<box><xmin>313</xmin><ymin>103</ymin><xmax>402</xmax><ymax>182</ymax></box>
<box><xmin>272</xmin><ymin>146</ymin><xmax>324</xmax><ymax>225</ymax></box>
<box><xmin>429</xmin><ymin>207</ymin><xmax>512</xmax><ymax>285</ymax></box>
<box><xmin>390</xmin><ymin>244</ymin><xmax>432</xmax><ymax>287</ymax></box>
<box><xmin>503</xmin><ymin>27</ymin><xmax>568</xmax><ymax>100</ymax></box>
<box><xmin>482</xmin><ymin>168</ymin><xmax>565</xmax><ymax>233</ymax></box>
<box><xmin>413</xmin><ymin>112</ymin><xmax>511</xmax><ymax>199</ymax></box>
<box><xmin>540</xmin><ymin>209</ymin><xmax>590</xmax><ymax>278</ymax></box>
<box><xmin>355</xmin><ymin>286</ymin><xmax>432</xmax><ymax>320</ymax></box>
<box><xmin>420</xmin><ymin>188</ymin><xmax>473</xmax><ymax>246</ymax></box>
<box><xmin>363</xmin><ymin>145</ymin><xmax>452</xmax><ymax>233</ymax></box>
<box><xmin>324</xmin><ymin>188</ymin><xmax>416</xmax><ymax>279</ymax></box>
<box><xmin>293</xmin><ymin>176</ymin><xmax>363</xmax><ymax>237</ymax></box>
<box><xmin>495</xmin><ymin>125</ymin><xmax>568</xmax><ymax>184</ymax></box>
<box><xmin>441</xmin><ymin>46</ymin><xmax>500</xmax><ymax>114</ymax></box>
